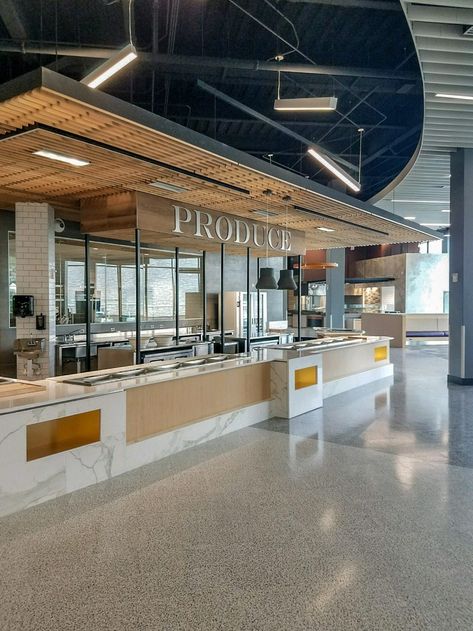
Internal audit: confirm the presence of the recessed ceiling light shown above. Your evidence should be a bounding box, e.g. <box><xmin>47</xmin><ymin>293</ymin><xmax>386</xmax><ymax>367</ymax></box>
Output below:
<box><xmin>435</xmin><ymin>93</ymin><xmax>473</xmax><ymax>102</ymax></box>
<box><xmin>441</xmin><ymin>209</ymin><xmax>450</xmax><ymax>213</ymax></box>
<box><xmin>394</xmin><ymin>200</ymin><xmax>446</xmax><ymax>204</ymax></box>
<box><xmin>149</xmin><ymin>180</ymin><xmax>188</xmax><ymax>193</ymax></box>
<box><xmin>274</xmin><ymin>96</ymin><xmax>338</xmax><ymax>112</ymax></box>
<box><xmin>81</xmin><ymin>44</ymin><xmax>138</xmax><ymax>89</ymax></box>
<box><xmin>33</xmin><ymin>150</ymin><xmax>90</xmax><ymax>167</ymax></box>
<box><xmin>420</xmin><ymin>223</ymin><xmax>450</xmax><ymax>227</ymax></box>
<box><xmin>317</xmin><ymin>227</ymin><xmax>335</xmax><ymax>232</ymax></box>
<box><xmin>404</xmin><ymin>216</ymin><xmax>416</xmax><ymax>220</ymax></box>
<box><xmin>307</xmin><ymin>147</ymin><xmax>360</xmax><ymax>193</ymax></box>
<box><xmin>251</xmin><ymin>209</ymin><xmax>278</xmax><ymax>217</ymax></box>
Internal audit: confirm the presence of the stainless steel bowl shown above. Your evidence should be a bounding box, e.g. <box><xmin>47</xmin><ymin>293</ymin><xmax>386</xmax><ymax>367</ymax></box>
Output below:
<box><xmin>147</xmin><ymin>362</ymin><xmax>181</xmax><ymax>371</ymax></box>
<box><xmin>206</xmin><ymin>354</ymin><xmax>230</xmax><ymax>363</ymax></box>
<box><xmin>82</xmin><ymin>374</ymin><xmax>117</xmax><ymax>385</ymax></box>
<box><xmin>115</xmin><ymin>369</ymin><xmax>147</xmax><ymax>378</ymax></box>
<box><xmin>180</xmin><ymin>358</ymin><xmax>207</xmax><ymax>366</ymax></box>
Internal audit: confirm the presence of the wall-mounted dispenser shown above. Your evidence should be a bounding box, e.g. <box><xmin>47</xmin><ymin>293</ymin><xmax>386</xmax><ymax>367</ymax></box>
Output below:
<box><xmin>36</xmin><ymin>313</ymin><xmax>46</xmax><ymax>330</ymax></box>
<box><xmin>12</xmin><ymin>295</ymin><xmax>34</xmax><ymax>318</ymax></box>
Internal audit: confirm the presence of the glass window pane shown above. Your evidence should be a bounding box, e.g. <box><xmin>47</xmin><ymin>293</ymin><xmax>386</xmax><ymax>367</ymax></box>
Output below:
<box><xmin>8</xmin><ymin>232</ymin><xmax>16</xmax><ymax>327</ymax></box>
<box><xmin>55</xmin><ymin>238</ymin><xmax>86</xmax><ymax>325</ymax></box>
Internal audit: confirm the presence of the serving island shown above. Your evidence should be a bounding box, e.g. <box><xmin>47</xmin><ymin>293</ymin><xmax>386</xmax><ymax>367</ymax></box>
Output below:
<box><xmin>0</xmin><ymin>336</ymin><xmax>392</xmax><ymax>516</ymax></box>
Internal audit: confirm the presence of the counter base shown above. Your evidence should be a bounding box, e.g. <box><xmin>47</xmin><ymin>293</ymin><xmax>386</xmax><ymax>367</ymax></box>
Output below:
<box><xmin>323</xmin><ymin>363</ymin><xmax>394</xmax><ymax>399</ymax></box>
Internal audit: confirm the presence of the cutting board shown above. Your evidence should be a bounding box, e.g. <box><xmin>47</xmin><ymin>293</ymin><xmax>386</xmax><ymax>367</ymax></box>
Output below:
<box><xmin>0</xmin><ymin>382</ymin><xmax>46</xmax><ymax>398</ymax></box>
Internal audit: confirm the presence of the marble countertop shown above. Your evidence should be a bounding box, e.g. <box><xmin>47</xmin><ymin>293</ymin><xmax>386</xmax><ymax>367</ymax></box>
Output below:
<box><xmin>261</xmin><ymin>336</ymin><xmax>392</xmax><ymax>360</ymax></box>
<box><xmin>0</xmin><ymin>378</ymin><xmax>123</xmax><ymax>416</ymax></box>
<box><xmin>0</xmin><ymin>353</ymin><xmax>272</xmax><ymax>416</ymax></box>
<box><xmin>0</xmin><ymin>337</ymin><xmax>391</xmax><ymax>416</ymax></box>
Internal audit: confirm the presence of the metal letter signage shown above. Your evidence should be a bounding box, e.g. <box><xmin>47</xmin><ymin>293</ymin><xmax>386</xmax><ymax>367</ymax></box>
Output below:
<box><xmin>171</xmin><ymin>204</ymin><xmax>299</xmax><ymax>253</ymax></box>
<box><xmin>134</xmin><ymin>193</ymin><xmax>306</xmax><ymax>255</ymax></box>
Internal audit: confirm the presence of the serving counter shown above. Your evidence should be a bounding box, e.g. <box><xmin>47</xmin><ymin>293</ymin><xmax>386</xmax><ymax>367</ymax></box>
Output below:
<box><xmin>0</xmin><ymin>336</ymin><xmax>392</xmax><ymax>517</ymax></box>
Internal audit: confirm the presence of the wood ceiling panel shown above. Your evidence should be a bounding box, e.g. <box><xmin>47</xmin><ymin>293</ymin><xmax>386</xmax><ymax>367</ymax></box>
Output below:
<box><xmin>0</xmin><ymin>80</ymin><xmax>437</xmax><ymax>250</ymax></box>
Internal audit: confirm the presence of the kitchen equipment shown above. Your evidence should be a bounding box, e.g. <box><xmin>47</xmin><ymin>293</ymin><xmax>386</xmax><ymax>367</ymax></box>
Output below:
<box><xmin>222</xmin><ymin>292</ymin><xmax>267</xmax><ymax>338</ymax></box>
<box><xmin>154</xmin><ymin>335</ymin><xmax>174</xmax><ymax>347</ymax></box>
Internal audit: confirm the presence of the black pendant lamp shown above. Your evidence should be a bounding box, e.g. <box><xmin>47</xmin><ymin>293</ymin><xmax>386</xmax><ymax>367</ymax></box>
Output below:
<box><xmin>256</xmin><ymin>267</ymin><xmax>278</xmax><ymax>290</ymax></box>
<box><xmin>278</xmin><ymin>195</ymin><xmax>297</xmax><ymax>290</ymax></box>
<box><xmin>255</xmin><ymin>187</ymin><xmax>277</xmax><ymax>290</ymax></box>
<box><xmin>277</xmin><ymin>268</ymin><xmax>297</xmax><ymax>290</ymax></box>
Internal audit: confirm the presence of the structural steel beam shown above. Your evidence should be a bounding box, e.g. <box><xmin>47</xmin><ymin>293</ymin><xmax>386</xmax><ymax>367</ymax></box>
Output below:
<box><xmin>0</xmin><ymin>0</ymin><xmax>27</xmax><ymax>41</ymax></box>
<box><xmin>152</xmin><ymin>53</ymin><xmax>417</xmax><ymax>81</ymax></box>
<box><xmin>0</xmin><ymin>42</ymin><xmax>418</xmax><ymax>82</ymax></box>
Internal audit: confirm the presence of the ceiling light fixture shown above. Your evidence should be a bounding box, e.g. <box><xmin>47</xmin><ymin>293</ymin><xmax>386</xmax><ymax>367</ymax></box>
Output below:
<box><xmin>274</xmin><ymin>96</ymin><xmax>338</xmax><ymax>112</ymax></box>
<box><xmin>420</xmin><ymin>223</ymin><xmax>450</xmax><ymax>227</ymax></box>
<box><xmin>307</xmin><ymin>147</ymin><xmax>361</xmax><ymax>193</ymax></box>
<box><xmin>149</xmin><ymin>180</ymin><xmax>188</xmax><ymax>193</ymax></box>
<box><xmin>81</xmin><ymin>1</ymin><xmax>137</xmax><ymax>89</ymax></box>
<box><xmin>404</xmin><ymin>216</ymin><xmax>416</xmax><ymax>220</ymax></box>
<box><xmin>81</xmin><ymin>43</ymin><xmax>138</xmax><ymax>89</ymax></box>
<box><xmin>435</xmin><ymin>93</ymin><xmax>473</xmax><ymax>102</ymax></box>
<box><xmin>33</xmin><ymin>150</ymin><xmax>90</xmax><ymax>167</ymax></box>
<box><xmin>441</xmin><ymin>209</ymin><xmax>450</xmax><ymax>213</ymax></box>
<box><xmin>394</xmin><ymin>200</ymin><xmax>447</xmax><ymax>204</ymax></box>
<box><xmin>317</xmin><ymin>226</ymin><xmax>335</xmax><ymax>232</ymax></box>
<box><xmin>273</xmin><ymin>59</ymin><xmax>337</xmax><ymax>112</ymax></box>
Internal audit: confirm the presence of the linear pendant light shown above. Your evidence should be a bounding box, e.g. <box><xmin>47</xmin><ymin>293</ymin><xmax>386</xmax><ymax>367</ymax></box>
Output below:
<box><xmin>81</xmin><ymin>43</ymin><xmax>138</xmax><ymax>89</ymax></box>
<box><xmin>274</xmin><ymin>96</ymin><xmax>338</xmax><ymax>112</ymax></box>
<box><xmin>307</xmin><ymin>147</ymin><xmax>361</xmax><ymax>193</ymax></box>
<box><xmin>435</xmin><ymin>93</ymin><xmax>473</xmax><ymax>102</ymax></box>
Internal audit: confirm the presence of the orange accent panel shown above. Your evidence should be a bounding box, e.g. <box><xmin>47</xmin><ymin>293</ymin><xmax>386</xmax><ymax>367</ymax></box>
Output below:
<box><xmin>295</xmin><ymin>366</ymin><xmax>318</xmax><ymax>390</ymax></box>
<box><xmin>27</xmin><ymin>410</ymin><xmax>101</xmax><ymax>461</ymax></box>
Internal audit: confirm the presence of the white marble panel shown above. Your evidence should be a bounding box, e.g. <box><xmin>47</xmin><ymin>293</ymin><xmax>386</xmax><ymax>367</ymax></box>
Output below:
<box><xmin>270</xmin><ymin>361</ymin><xmax>288</xmax><ymax>417</ymax></box>
<box><xmin>271</xmin><ymin>355</ymin><xmax>323</xmax><ymax>419</ymax></box>
<box><xmin>323</xmin><ymin>364</ymin><xmax>394</xmax><ymax>399</ymax></box>
<box><xmin>0</xmin><ymin>453</ymin><xmax>66</xmax><ymax>516</ymax></box>
<box><xmin>66</xmin><ymin>432</ymin><xmax>126</xmax><ymax>493</ymax></box>
<box><xmin>125</xmin><ymin>401</ymin><xmax>271</xmax><ymax>472</ymax></box>
<box><xmin>0</xmin><ymin>392</ymin><xmax>125</xmax><ymax>517</ymax></box>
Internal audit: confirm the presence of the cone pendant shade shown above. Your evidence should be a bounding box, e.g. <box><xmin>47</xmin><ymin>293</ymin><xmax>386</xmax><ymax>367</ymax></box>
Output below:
<box><xmin>256</xmin><ymin>267</ymin><xmax>278</xmax><ymax>290</ymax></box>
<box><xmin>277</xmin><ymin>269</ymin><xmax>297</xmax><ymax>290</ymax></box>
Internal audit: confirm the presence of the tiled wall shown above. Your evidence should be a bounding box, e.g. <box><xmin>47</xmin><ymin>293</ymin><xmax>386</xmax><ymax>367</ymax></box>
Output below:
<box><xmin>15</xmin><ymin>203</ymin><xmax>56</xmax><ymax>379</ymax></box>
<box><xmin>0</xmin><ymin>210</ymin><xmax>15</xmax><ymax>376</ymax></box>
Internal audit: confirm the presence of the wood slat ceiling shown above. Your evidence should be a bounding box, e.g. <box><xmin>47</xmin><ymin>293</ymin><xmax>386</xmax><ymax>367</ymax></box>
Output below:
<box><xmin>0</xmin><ymin>72</ymin><xmax>438</xmax><ymax>250</ymax></box>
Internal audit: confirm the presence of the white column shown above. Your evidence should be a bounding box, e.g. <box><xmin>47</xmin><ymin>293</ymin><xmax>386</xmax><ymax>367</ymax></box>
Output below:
<box><xmin>15</xmin><ymin>203</ymin><xmax>56</xmax><ymax>379</ymax></box>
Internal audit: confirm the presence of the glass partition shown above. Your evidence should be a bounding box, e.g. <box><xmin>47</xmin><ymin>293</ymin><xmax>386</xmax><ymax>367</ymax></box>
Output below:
<box><xmin>8</xmin><ymin>232</ymin><xmax>16</xmax><ymax>327</ymax></box>
<box><xmin>55</xmin><ymin>238</ymin><xmax>86</xmax><ymax>325</ymax></box>
<box><xmin>8</xmin><ymin>233</ymin><xmax>204</xmax><ymax>333</ymax></box>
<box><xmin>179</xmin><ymin>252</ymin><xmax>203</xmax><ymax>330</ymax></box>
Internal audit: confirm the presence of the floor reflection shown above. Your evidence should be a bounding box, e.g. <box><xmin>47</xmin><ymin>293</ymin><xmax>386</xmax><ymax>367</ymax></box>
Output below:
<box><xmin>256</xmin><ymin>344</ymin><xmax>473</xmax><ymax>469</ymax></box>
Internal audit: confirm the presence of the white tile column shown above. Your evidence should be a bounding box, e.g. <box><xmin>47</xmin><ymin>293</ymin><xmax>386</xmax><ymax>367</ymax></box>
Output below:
<box><xmin>15</xmin><ymin>203</ymin><xmax>56</xmax><ymax>379</ymax></box>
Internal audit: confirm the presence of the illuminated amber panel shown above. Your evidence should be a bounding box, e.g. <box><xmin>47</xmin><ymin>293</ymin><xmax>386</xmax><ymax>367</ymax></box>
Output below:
<box><xmin>374</xmin><ymin>346</ymin><xmax>388</xmax><ymax>362</ymax></box>
<box><xmin>295</xmin><ymin>366</ymin><xmax>318</xmax><ymax>390</ymax></box>
<box><xmin>27</xmin><ymin>410</ymin><xmax>101</xmax><ymax>461</ymax></box>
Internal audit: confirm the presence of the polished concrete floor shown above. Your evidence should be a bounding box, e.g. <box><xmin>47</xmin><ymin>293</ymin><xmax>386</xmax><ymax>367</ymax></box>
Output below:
<box><xmin>2</xmin><ymin>345</ymin><xmax>473</xmax><ymax>630</ymax></box>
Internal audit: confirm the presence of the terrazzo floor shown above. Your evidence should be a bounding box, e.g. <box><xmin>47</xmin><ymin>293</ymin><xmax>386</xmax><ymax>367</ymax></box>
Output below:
<box><xmin>2</xmin><ymin>344</ymin><xmax>473</xmax><ymax>630</ymax></box>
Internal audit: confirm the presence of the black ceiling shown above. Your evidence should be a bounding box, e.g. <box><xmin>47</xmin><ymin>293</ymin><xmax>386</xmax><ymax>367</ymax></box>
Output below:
<box><xmin>0</xmin><ymin>0</ymin><xmax>423</xmax><ymax>202</ymax></box>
